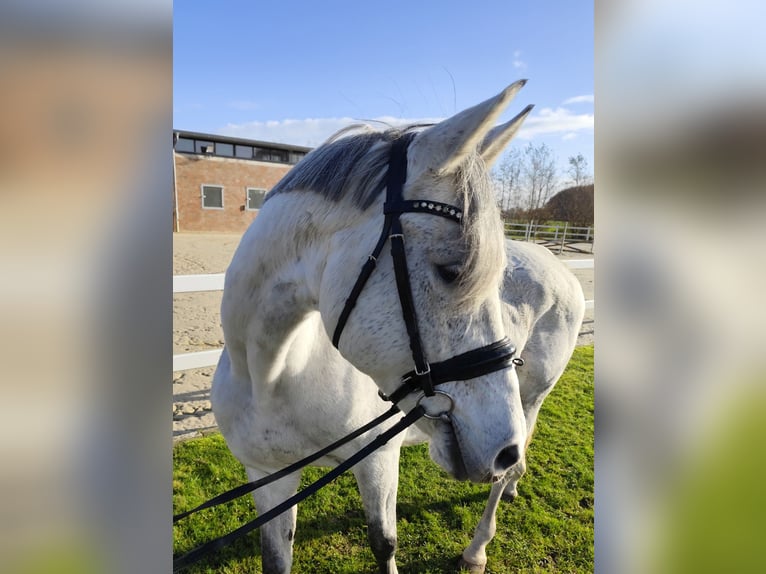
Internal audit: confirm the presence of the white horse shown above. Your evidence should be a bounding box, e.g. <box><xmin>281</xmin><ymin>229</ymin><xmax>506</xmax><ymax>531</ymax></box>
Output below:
<box><xmin>211</xmin><ymin>81</ymin><xmax>585</xmax><ymax>573</ymax></box>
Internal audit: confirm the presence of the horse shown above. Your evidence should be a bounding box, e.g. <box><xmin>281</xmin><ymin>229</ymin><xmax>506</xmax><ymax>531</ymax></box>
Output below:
<box><xmin>211</xmin><ymin>81</ymin><xmax>585</xmax><ymax>573</ymax></box>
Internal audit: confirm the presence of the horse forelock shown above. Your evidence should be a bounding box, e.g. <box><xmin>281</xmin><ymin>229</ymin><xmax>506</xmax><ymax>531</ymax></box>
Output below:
<box><xmin>268</xmin><ymin>125</ymin><xmax>505</xmax><ymax>306</ymax></box>
<box><xmin>453</xmin><ymin>152</ymin><xmax>507</xmax><ymax>309</ymax></box>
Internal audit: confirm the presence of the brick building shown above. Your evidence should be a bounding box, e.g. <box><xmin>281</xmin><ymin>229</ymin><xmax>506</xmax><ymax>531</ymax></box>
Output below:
<box><xmin>172</xmin><ymin>130</ymin><xmax>312</xmax><ymax>233</ymax></box>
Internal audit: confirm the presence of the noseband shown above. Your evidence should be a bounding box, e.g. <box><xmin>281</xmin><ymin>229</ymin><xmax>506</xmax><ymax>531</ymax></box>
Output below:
<box><xmin>332</xmin><ymin>134</ymin><xmax>518</xmax><ymax>410</ymax></box>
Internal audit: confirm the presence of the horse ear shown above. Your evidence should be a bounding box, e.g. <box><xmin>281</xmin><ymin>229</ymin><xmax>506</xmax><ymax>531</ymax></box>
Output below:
<box><xmin>479</xmin><ymin>104</ymin><xmax>534</xmax><ymax>168</ymax></box>
<box><xmin>409</xmin><ymin>80</ymin><xmax>527</xmax><ymax>177</ymax></box>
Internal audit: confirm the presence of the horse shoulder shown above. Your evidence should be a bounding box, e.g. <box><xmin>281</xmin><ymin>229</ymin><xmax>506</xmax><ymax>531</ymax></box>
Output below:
<box><xmin>502</xmin><ymin>240</ymin><xmax>585</xmax><ymax>324</ymax></box>
<box><xmin>502</xmin><ymin>241</ymin><xmax>586</xmax><ymax>394</ymax></box>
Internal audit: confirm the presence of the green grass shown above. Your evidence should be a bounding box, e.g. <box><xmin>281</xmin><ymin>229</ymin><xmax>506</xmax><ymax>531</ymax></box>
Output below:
<box><xmin>174</xmin><ymin>346</ymin><xmax>593</xmax><ymax>573</ymax></box>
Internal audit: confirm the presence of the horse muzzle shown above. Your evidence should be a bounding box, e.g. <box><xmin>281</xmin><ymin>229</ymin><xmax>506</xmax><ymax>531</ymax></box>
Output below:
<box><xmin>427</xmin><ymin>413</ymin><xmax>524</xmax><ymax>483</ymax></box>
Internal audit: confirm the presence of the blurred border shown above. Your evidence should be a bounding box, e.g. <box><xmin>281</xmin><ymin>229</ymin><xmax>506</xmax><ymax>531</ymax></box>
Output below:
<box><xmin>2</xmin><ymin>1</ymin><xmax>765</xmax><ymax>573</ymax></box>
<box><xmin>0</xmin><ymin>2</ymin><xmax>172</xmax><ymax>573</ymax></box>
<box><xmin>597</xmin><ymin>1</ymin><xmax>766</xmax><ymax>572</ymax></box>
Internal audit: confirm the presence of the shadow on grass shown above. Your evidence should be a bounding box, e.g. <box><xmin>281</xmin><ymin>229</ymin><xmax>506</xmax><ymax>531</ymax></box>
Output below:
<box><xmin>175</xmin><ymin>483</ymin><xmax>494</xmax><ymax>573</ymax></box>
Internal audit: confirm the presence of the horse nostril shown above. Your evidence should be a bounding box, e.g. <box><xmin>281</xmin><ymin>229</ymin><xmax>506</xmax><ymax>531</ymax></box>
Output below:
<box><xmin>495</xmin><ymin>444</ymin><xmax>520</xmax><ymax>472</ymax></box>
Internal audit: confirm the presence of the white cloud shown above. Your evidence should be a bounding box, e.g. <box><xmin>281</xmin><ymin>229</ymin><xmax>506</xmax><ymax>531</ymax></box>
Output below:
<box><xmin>562</xmin><ymin>94</ymin><xmax>594</xmax><ymax>105</ymax></box>
<box><xmin>219</xmin><ymin>106</ymin><xmax>592</xmax><ymax>149</ymax></box>
<box><xmin>221</xmin><ymin>116</ymin><xmax>443</xmax><ymax>148</ymax></box>
<box><xmin>512</xmin><ymin>49</ymin><xmax>527</xmax><ymax>70</ymax></box>
<box><xmin>517</xmin><ymin>107</ymin><xmax>594</xmax><ymax>139</ymax></box>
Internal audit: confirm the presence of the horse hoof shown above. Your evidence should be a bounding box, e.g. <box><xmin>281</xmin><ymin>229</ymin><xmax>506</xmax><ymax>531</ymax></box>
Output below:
<box><xmin>501</xmin><ymin>491</ymin><xmax>517</xmax><ymax>503</ymax></box>
<box><xmin>457</xmin><ymin>557</ymin><xmax>486</xmax><ymax>573</ymax></box>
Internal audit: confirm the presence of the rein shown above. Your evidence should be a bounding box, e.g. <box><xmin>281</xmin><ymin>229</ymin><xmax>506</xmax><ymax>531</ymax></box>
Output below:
<box><xmin>173</xmin><ymin>406</ymin><xmax>425</xmax><ymax>572</ymax></box>
<box><xmin>173</xmin><ymin>134</ymin><xmax>519</xmax><ymax>571</ymax></box>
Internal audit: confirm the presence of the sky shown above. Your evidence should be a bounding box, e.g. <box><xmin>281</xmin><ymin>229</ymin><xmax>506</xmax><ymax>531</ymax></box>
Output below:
<box><xmin>174</xmin><ymin>1</ymin><xmax>593</xmax><ymax>182</ymax></box>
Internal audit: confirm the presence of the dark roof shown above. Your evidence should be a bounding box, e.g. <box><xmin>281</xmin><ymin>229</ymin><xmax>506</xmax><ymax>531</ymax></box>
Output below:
<box><xmin>173</xmin><ymin>129</ymin><xmax>313</xmax><ymax>153</ymax></box>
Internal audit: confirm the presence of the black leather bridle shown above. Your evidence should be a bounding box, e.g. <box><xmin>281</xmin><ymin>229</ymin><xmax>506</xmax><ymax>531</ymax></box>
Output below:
<box><xmin>331</xmin><ymin>133</ymin><xmax>519</xmax><ymax>415</ymax></box>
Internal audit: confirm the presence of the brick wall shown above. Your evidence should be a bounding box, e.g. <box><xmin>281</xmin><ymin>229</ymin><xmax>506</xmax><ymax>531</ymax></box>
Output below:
<box><xmin>173</xmin><ymin>153</ymin><xmax>293</xmax><ymax>233</ymax></box>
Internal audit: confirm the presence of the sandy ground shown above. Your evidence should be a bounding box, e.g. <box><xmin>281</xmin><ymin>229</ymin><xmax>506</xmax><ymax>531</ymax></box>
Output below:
<box><xmin>173</xmin><ymin>232</ymin><xmax>594</xmax><ymax>442</ymax></box>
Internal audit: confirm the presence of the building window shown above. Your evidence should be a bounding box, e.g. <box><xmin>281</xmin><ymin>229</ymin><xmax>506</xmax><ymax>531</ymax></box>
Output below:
<box><xmin>246</xmin><ymin>188</ymin><xmax>267</xmax><ymax>211</ymax></box>
<box><xmin>235</xmin><ymin>145</ymin><xmax>253</xmax><ymax>159</ymax></box>
<box><xmin>195</xmin><ymin>140</ymin><xmax>215</xmax><ymax>154</ymax></box>
<box><xmin>254</xmin><ymin>147</ymin><xmax>289</xmax><ymax>163</ymax></box>
<box><xmin>216</xmin><ymin>142</ymin><xmax>234</xmax><ymax>157</ymax></box>
<box><xmin>201</xmin><ymin>185</ymin><xmax>224</xmax><ymax>209</ymax></box>
<box><xmin>289</xmin><ymin>151</ymin><xmax>306</xmax><ymax>164</ymax></box>
<box><xmin>174</xmin><ymin>133</ymin><xmax>307</xmax><ymax>163</ymax></box>
<box><xmin>175</xmin><ymin>137</ymin><xmax>194</xmax><ymax>152</ymax></box>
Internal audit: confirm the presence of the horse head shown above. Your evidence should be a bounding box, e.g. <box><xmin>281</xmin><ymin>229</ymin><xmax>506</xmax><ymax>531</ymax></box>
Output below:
<box><xmin>254</xmin><ymin>82</ymin><xmax>529</xmax><ymax>483</ymax></box>
<box><xmin>296</xmin><ymin>82</ymin><xmax>532</xmax><ymax>482</ymax></box>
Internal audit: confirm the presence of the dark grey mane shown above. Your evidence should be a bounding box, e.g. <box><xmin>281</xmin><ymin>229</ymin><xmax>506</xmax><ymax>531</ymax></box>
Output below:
<box><xmin>266</xmin><ymin>127</ymin><xmax>422</xmax><ymax>210</ymax></box>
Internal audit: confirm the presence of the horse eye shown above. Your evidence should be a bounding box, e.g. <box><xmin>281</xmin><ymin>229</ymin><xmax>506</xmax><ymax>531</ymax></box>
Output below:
<box><xmin>436</xmin><ymin>264</ymin><xmax>461</xmax><ymax>284</ymax></box>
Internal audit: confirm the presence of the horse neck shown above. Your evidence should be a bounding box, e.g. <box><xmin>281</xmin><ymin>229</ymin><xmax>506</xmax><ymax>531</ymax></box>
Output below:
<box><xmin>221</xmin><ymin>192</ymin><xmax>362</xmax><ymax>384</ymax></box>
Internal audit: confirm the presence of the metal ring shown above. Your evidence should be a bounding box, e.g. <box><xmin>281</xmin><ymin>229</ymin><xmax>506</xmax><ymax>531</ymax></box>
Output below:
<box><xmin>416</xmin><ymin>390</ymin><xmax>455</xmax><ymax>420</ymax></box>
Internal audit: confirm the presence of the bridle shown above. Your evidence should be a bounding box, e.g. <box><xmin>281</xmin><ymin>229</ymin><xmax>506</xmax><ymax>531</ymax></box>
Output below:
<box><xmin>331</xmin><ymin>133</ymin><xmax>519</xmax><ymax>417</ymax></box>
<box><xmin>172</xmin><ymin>133</ymin><xmax>522</xmax><ymax>571</ymax></box>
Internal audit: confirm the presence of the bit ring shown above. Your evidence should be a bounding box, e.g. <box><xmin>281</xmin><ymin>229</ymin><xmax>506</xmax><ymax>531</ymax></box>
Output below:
<box><xmin>416</xmin><ymin>390</ymin><xmax>455</xmax><ymax>420</ymax></box>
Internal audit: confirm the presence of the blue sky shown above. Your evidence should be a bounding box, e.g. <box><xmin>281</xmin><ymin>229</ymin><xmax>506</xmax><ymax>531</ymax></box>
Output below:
<box><xmin>174</xmin><ymin>1</ymin><xmax>593</xmax><ymax>180</ymax></box>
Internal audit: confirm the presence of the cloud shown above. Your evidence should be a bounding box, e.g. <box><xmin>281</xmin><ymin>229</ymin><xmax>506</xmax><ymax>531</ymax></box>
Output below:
<box><xmin>562</xmin><ymin>94</ymin><xmax>594</xmax><ymax>105</ymax></box>
<box><xmin>512</xmin><ymin>49</ymin><xmax>527</xmax><ymax>70</ymax></box>
<box><xmin>220</xmin><ymin>116</ymin><xmax>443</xmax><ymax>148</ymax></box>
<box><xmin>219</xmin><ymin>107</ymin><xmax>592</xmax><ymax>149</ymax></box>
<box><xmin>517</xmin><ymin>107</ymin><xmax>594</xmax><ymax>139</ymax></box>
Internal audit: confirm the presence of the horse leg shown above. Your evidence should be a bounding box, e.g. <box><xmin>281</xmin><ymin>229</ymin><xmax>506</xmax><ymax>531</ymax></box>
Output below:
<box><xmin>247</xmin><ymin>467</ymin><xmax>302</xmax><ymax>574</ymax></box>
<box><xmin>352</xmin><ymin>447</ymin><xmax>401</xmax><ymax>574</ymax></box>
<box><xmin>460</xmin><ymin>380</ymin><xmax>545</xmax><ymax>570</ymax></box>
<box><xmin>501</xmin><ymin>406</ymin><xmax>538</xmax><ymax>502</ymax></box>
<box><xmin>502</xmin><ymin>405</ymin><xmax>540</xmax><ymax>501</ymax></box>
<box><xmin>500</xmin><ymin>455</ymin><xmax>527</xmax><ymax>501</ymax></box>
<box><xmin>459</xmin><ymin>477</ymin><xmax>506</xmax><ymax>573</ymax></box>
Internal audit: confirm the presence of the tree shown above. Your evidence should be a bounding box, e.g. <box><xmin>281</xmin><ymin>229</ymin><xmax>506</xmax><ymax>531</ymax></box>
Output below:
<box><xmin>493</xmin><ymin>148</ymin><xmax>523</xmax><ymax>212</ymax></box>
<box><xmin>544</xmin><ymin>184</ymin><xmax>594</xmax><ymax>225</ymax></box>
<box><xmin>522</xmin><ymin>142</ymin><xmax>558</xmax><ymax>215</ymax></box>
<box><xmin>567</xmin><ymin>153</ymin><xmax>591</xmax><ymax>186</ymax></box>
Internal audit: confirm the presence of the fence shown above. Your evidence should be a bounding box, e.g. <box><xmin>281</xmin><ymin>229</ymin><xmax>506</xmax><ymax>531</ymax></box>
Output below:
<box><xmin>505</xmin><ymin>222</ymin><xmax>593</xmax><ymax>254</ymax></box>
<box><xmin>173</xmin><ymin>259</ymin><xmax>594</xmax><ymax>372</ymax></box>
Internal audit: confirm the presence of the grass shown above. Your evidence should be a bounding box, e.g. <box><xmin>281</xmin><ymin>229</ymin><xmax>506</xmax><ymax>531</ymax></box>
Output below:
<box><xmin>173</xmin><ymin>346</ymin><xmax>593</xmax><ymax>573</ymax></box>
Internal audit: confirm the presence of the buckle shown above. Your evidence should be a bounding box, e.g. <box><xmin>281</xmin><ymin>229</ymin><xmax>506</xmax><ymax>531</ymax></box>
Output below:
<box><xmin>415</xmin><ymin>363</ymin><xmax>431</xmax><ymax>377</ymax></box>
<box><xmin>414</xmin><ymin>363</ymin><xmax>434</xmax><ymax>397</ymax></box>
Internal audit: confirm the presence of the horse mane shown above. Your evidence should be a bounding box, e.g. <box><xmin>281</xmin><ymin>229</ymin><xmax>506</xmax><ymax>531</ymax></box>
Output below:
<box><xmin>267</xmin><ymin>124</ymin><xmax>506</xmax><ymax>307</ymax></box>
<box><xmin>267</xmin><ymin>125</ymin><xmax>421</xmax><ymax>210</ymax></box>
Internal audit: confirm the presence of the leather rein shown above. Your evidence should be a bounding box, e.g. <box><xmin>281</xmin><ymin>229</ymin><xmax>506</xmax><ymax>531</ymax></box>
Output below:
<box><xmin>173</xmin><ymin>134</ymin><xmax>519</xmax><ymax>571</ymax></box>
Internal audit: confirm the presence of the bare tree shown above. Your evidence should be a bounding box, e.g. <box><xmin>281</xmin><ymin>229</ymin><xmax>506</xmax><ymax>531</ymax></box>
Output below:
<box><xmin>567</xmin><ymin>153</ymin><xmax>591</xmax><ymax>186</ymax></box>
<box><xmin>493</xmin><ymin>148</ymin><xmax>523</xmax><ymax>212</ymax></box>
<box><xmin>522</xmin><ymin>142</ymin><xmax>558</xmax><ymax>215</ymax></box>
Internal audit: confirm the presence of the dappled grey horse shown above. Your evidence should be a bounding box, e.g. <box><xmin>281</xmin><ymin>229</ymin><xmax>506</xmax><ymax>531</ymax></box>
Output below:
<box><xmin>212</xmin><ymin>81</ymin><xmax>585</xmax><ymax>573</ymax></box>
